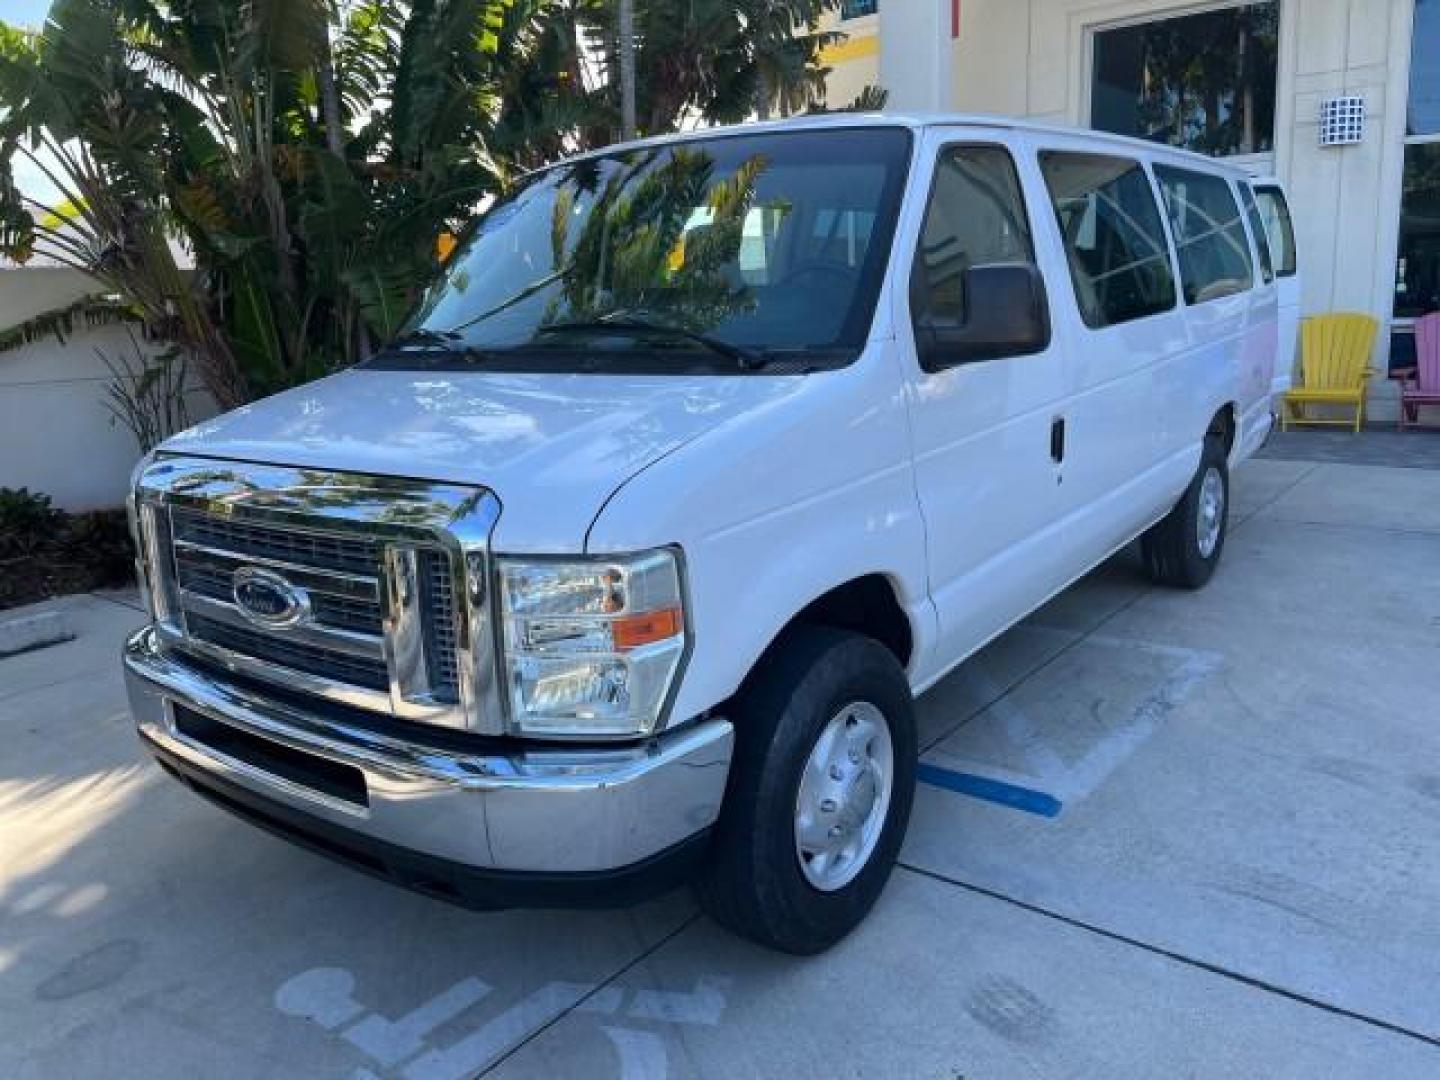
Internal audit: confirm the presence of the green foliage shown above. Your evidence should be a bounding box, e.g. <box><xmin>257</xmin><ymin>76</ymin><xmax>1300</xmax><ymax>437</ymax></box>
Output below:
<box><xmin>0</xmin><ymin>295</ymin><xmax>140</xmax><ymax>354</ymax></box>
<box><xmin>0</xmin><ymin>0</ymin><xmax>846</xmax><ymax>406</ymax></box>
<box><xmin>0</xmin><ymin>487</ymin><xmax>61</xmax><ymax>558</ymax></box>
<box><xmin>63</xmin><ymin>509</ymin><xmax>136</xmax><ymax>585</ymax></box>
<box><xmin>0</xmin><ymin>487</ymin><xmax>134</xmax><ymax>608</ymax></box>
<box><xmin>98</xmin><ymin>334</ymin><xmax>192</xmax><ymax>453</ymax></box>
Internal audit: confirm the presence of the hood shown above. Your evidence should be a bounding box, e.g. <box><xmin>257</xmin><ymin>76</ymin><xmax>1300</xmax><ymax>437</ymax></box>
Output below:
<box><xmin>162</xmin><ymin>367</ymin><xmax>807</xmax><ymax>550</ymax></box>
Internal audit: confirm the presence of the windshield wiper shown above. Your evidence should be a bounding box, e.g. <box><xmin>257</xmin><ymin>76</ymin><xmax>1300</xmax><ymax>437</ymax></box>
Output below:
<box><xmin>535</xmin><ymin>315</ymin><xmax>769</xmax><ymax>371</ymax></box>
<box><xmin>376</xmin><ymin>328</ymin><xmax>506</xmax><ymax>368</ymax></box>
<box><xmin>390</xmin><ymin>327</ymin><xmax>463</xmax><ymax>349</ymax></box>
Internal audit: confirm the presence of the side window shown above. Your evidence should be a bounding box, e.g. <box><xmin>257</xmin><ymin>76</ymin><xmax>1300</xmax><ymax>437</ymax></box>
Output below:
<box><xmin>914</xmin><ymin>145</ymin><xmax>1034</xmax><ymax>323</ymax></box>
<box><xmin>1039</xmin><ymin>151</ymin><xmax>1177</xmax><ymax>329</ymax></box>
<box><xmin>1154</xmin><ymin>164</ymin><xmax>1255</xmax><ymax>304</ymax></box>
<box><xmin>1254</xmin><ymin>186</ymin><xmax>1297</xmax><ymax>278</ymax></box>
<box><xmin>1239</xmin><ymin>184</ymin><xmax>1275</xmax><ymax>284</ymax></box>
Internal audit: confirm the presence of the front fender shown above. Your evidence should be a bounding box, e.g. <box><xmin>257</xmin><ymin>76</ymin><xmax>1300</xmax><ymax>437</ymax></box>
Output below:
<box><xmin>584</xmin><ymin>355</ymin><xmax>935</xmax><ymax>725</ymax></box>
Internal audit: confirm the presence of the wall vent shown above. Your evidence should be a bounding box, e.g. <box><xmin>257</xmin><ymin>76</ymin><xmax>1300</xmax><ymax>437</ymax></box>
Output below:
<box><xmin>1319</xmin><ymin>95</ymin><xmax>1366</xmax><ymax>147</ymax></box>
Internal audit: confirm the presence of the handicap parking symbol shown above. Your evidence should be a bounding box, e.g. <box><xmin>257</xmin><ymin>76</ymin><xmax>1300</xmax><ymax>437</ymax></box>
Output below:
<box><xmin>275</xmin><ymin>966</ymin><xmax>730</xmax><ymax>1079</ymax></box>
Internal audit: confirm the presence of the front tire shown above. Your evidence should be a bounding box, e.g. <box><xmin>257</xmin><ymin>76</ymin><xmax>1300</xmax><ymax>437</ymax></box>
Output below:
<box><xmin>696</xmin><ymin>626</ymin><xmax>916</xmax><ymax>954</ymax></box>
<box><xmin>1141</xmin><ymin>435</ymin><xmax>1229</xmax><ymax>589</ymax></box>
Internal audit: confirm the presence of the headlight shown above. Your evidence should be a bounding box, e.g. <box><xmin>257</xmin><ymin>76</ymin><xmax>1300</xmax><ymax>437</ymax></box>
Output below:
<box><xmin>498</xmin><ymin>549</ymin><xmax>688</xmax><ymax>738</ymax></box>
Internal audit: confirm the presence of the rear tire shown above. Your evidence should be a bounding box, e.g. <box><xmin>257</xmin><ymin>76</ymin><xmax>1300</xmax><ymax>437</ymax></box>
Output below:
<box><xmin>696</xmin><ymin>626</ymin><xmax>916</xmax><ymax>954</ymax></box>
<box><xmin>1141</xmin><ymin>435</ymin><xmax>1229</xmax><ymax>589</ymax></box>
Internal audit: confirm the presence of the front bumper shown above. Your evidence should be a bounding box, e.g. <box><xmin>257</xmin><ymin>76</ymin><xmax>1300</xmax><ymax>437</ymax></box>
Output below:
<box><xmin>124</xmin><ymin>627</ymin><xmax>733</xmax><ymax>906</ymax></box>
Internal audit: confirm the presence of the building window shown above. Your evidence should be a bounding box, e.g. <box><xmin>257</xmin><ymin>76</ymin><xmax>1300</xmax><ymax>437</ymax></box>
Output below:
<box><xmin>1396</xmin><ymin>0</ymin><xmax>1440</xmax><ymax>320</ymax></box>
<box><xmin>840</xmin><ymin>0</ymin><xmax>877</xmax><ymax>19</ymax></box>
<box><xmin>1091</xmin><ymin>2</ymin><xmax>1279</xmax><ymax>158</ymax></box>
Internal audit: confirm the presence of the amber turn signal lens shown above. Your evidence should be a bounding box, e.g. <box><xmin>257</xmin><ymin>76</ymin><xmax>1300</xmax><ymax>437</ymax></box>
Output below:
<box><xmin>612</xmin><ymin>607</ymin><xmax>683</xmax><ymax>649</ymax></box>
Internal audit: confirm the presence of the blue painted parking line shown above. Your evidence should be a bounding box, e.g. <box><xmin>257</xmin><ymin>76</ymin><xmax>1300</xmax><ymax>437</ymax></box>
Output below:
<box><xmin>916</xmin><ymin>763</ymin><xmax>1063</xmax><ymax>818</ymax></box>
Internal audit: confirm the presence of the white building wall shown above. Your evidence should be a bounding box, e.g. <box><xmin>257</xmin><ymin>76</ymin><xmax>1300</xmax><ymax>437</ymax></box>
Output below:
<box><xmin>0</xmin><ymin>269</ymin><xmax>214</xmax><ymax>511</ymax></box>
<box><xmin>890</xmin><ymin>0</ymin><xmax>1419</xmax><ymax>417</ymax></box>
<box><xmin>879</xmin><ymin>0</ymin><xmax>953</xmax><ymax>110</ymax></box>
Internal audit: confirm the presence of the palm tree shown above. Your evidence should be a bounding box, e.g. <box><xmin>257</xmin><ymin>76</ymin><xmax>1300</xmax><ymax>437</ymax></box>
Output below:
<box><xmin>0</xmin><ymin>0</ymin><xmax>851</xmax><ymax>406</ymax></box>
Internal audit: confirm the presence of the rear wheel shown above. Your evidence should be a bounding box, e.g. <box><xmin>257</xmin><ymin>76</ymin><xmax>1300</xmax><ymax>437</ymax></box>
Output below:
<box><xmin>1141</xmin><ymin>435</ymin><xmax>1229</xmax><ymax>589</ymax></box>
<box><xmin>696</xmin><ymin>626</ymin><xmax>916</xmax><ymax>954</ymax></box>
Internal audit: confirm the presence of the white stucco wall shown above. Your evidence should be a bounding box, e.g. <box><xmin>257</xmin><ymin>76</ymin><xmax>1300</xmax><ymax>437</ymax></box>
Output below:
<box><xmin>880</xmin><ymin>1</ymin><xmax>953</xmax><ymax>110</ymax></box>
<box><xmin>0</xmin><ymin>269</ymin><xmax>215</xmax><ymax>511</ymax></box>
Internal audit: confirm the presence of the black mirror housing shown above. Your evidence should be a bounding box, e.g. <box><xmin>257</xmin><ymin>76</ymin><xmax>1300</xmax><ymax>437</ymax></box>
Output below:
<box><xmin>913</xmin><ymin>263</ymin><xmax>1052</xmax><ymax>371</ymax></box>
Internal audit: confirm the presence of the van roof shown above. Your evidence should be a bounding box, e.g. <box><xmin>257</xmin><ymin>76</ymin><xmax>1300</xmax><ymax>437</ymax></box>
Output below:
<box><xmin>565</xmin><ymin>112</ymin><xmax>1257</xmax><ymax>181</ymax></box>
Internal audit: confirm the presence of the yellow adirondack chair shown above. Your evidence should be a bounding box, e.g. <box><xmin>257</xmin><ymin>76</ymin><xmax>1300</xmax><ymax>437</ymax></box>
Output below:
<box><xmin>1282</xmin><ymin>313</ymin><xmax>1379</xmax><ymax>433</ymax></box>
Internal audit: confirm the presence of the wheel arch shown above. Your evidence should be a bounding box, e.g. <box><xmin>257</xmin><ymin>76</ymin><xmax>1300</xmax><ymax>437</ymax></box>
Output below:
<box><xmin>734</xmin><ymin>573</ymin><xmax>918</xmax><ymax>698</ymax></box>
<box><xmin>1209</xmin><ymin>402</ymin><xmax>1238</xmax><ymax>458</ymax></box>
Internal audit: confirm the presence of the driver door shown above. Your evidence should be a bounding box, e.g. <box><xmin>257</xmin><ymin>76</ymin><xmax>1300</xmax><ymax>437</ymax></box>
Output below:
<box><xmin>899</xmin><ymin>131</ymin><xmax>1075</xmax><ymax>669</ymax></box>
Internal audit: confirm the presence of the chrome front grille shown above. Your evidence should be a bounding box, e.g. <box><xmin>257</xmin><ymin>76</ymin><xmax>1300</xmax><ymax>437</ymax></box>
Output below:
<box><xmin>419</xmin><ymin>550</ymin><xmax>461</xmax><ymax>695</ymax></box>
<box><xmin>172</xmin><ymin>535</ymin><xmax>385</xmax><ymax>636</ymax></box>
<box><xmin>171</xmin><ymin>510</ymin><xmax>382</xmax><ymax>575</ymax></box>
<box><xmin>185</xmin><ymin>613</ymin><xmax>392</xmax><ymax>692</ymax></box>
<box><xmin>168</xmin><ymin>512</ymin><xmax>464</xmax><ymax>704</ymax></box>
<box><xmin>167</xmin><ymin>506</ymin><xmax>401</xmax><ymax>696</ymax></box>
<box><xmin>133</xmin><ymin>459</ymin><xmax>499</xmax><ymax>731</ymax></box>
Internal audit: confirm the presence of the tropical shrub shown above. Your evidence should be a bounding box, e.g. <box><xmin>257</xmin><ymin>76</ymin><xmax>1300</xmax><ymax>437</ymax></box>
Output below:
<box><xmin>0</xmin><ymin>487</ymin><xmax>134</xmax><ymax>609</ymax></box>
<box><xmin>0</xmin><ymin>0</ymin><xmax>856</xmax><ymax>407</ymax></box>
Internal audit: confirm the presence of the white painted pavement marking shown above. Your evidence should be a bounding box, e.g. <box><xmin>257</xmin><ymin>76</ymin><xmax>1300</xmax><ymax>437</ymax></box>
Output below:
<box><xmin>401</xmin><ymin>980</ymin><xmax>593</xmax><ymax>1080</ymax></box>
<box><xmin>600</xmin><ymin>1027</ymin><xmax>668</xmax><ymax>1080</ymax></box>
<box><xmin>275</xmin><ymin>967</ymin><xmax>369</xmax><ymax>1029</ymax></box>
<box><xmin>626</xmin><ymin>977</ymin><xmax>730</xmax><ymax>1026</ymax></box>
<box><xmin>275</xmin><ymin>967</ymin><xmax>731</xmax><ymax>1079</ymax></box>
<box><xmin>345</xmin><ymin>977</ymin><xmax>492</xmax><ymax>1068</ymax></box>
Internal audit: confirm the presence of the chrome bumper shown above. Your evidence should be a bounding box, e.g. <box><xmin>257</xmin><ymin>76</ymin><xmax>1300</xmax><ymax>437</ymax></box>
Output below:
<box><xmin>124</xmin><ymin>626</ymin><xmax>733</xmax><ymax>874</ymax></box>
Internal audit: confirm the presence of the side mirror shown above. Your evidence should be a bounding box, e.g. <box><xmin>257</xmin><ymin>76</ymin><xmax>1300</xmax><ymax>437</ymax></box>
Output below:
<box><xmin>912</xmin><ymin>262</ymin><xmax>1051</xmax><ymax>371</ymax></box>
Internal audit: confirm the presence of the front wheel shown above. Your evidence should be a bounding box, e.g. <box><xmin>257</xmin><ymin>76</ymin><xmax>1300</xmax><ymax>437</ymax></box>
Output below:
<box><xmin>1141</xmin><ymin>435</ymin><xmax>1229</xmax><ymax>589</ymax></box>
<box><xmin>696</xmin><ymin>626</ymin><xmax>916</xmax><ymax>954</ymax></box>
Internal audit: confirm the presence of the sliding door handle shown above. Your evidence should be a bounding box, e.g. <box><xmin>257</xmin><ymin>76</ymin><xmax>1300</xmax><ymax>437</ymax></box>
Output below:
<box><xmin>1050</xmin><ymin>416</ymin><xmax>1066</xmax><ymax>463</ymax></box>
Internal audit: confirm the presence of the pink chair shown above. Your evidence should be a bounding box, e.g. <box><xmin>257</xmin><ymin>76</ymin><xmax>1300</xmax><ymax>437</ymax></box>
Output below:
<box><xmin>1402</xmin><ymin>312</ymin><xmax>1440</xmax><ymax>429</ymax></box>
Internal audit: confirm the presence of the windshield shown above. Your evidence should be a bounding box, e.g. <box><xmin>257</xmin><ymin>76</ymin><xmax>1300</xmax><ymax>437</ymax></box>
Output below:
<box><xmin>372</xmin><ymin>126</ymin><xmax>912</xmax><ymax>374</ymax></box>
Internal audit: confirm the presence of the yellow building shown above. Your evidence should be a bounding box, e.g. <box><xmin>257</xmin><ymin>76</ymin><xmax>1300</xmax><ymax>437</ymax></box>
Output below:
<box><xmin>818</xmin><ymin>2</ymin><xmax>880</xmax><ymax>109</ymax></box>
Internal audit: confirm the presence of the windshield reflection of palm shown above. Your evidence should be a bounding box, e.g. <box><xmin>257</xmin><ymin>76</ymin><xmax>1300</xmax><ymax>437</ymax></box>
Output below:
<box><xmin>394</xmin><ymin>126</ymin><xmax>912</xmax><ymax>368</ymax></box>
<box><xmin>542</xmin><ymin>149</ymin><xmax>770</xmax><ymax>337</ymax></box>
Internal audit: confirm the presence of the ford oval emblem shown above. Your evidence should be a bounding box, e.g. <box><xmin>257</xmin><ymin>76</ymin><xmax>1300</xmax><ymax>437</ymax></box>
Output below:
<box><xmin>232</xmin><ymin>567</ymin><xmax>310</xmax><ymax>628</ymax></box>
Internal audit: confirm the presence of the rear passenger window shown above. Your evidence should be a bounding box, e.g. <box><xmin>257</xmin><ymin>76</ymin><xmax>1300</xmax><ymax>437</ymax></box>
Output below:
<box><xmin>1239</xmin><ymin>184</ymin><xmax>1275</xmax><ymax>284</ymax></box>
<box><xmin>1039</xmin><ymin>152</ymin><xmax>1176</xmax><ymax>329</ymax></box>
<box><xmin>914</xmin><ymin>145</ymin><xmax>1034</xmax><ymax>323</ymax></box>
<box><xmin>1254</xmin><ymin>186</ymin><xmax>1297</xmax><ymax>278</ymax></box>
<box><xmin>1154</xmin><ymin>165</ymin><xmax>1255</xmax><ymax>304</ymax></box>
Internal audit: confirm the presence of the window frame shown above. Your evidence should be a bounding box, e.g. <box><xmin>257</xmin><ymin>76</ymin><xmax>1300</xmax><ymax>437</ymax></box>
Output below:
<box><xmin>1151</xmin><ymin>162</ymin><xmax>1257</xmax><ymax>306</ymax></box>
<box><xmin>1038</xmin><ymin>149</ymin><xmax>1180</xmax><ymax>331</ymax></box>
<box><xmin>907</xmin><ymin>140</ymin><xmax>1045</xmax><ymax>368</ymax></box>
<box><xmin>1394</xmin><ymin>0</ymin><xmax>1440</xmax><ymax>339</ymax></box>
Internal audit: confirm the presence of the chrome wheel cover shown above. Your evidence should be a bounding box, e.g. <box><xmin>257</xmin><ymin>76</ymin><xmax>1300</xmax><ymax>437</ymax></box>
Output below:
<box><xmin>794</xmin><ymin>701</ymin><xmax>894</xmax><ymax>892</ymax></box>
<box><xmin>1197</xmin><ymin>466</ymin><xmax>1226</xmax><ymax>558</ymax></box>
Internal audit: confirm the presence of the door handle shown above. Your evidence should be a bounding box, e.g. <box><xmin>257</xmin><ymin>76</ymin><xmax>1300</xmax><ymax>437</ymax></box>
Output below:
<box><xmin>1050</xmin><ymin>416</ymin><xmax>1066</xmax><ymax>463</ymax></box>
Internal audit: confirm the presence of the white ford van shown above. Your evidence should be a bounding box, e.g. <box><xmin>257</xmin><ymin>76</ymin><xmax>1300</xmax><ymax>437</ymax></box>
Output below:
<box><xmin>124</xmin><ymin>114</ymin><xmax>1292</xmax><ymax>953</ymax></box>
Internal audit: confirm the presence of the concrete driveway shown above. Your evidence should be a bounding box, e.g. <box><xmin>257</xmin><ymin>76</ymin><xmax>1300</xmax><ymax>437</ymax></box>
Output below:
<box><xmin>4</xmin><ymin>455</ymin><xmax>1440</xmax><ymax>1078</ymax></box>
